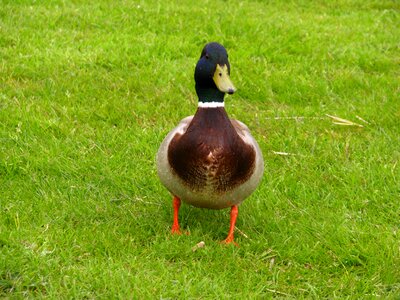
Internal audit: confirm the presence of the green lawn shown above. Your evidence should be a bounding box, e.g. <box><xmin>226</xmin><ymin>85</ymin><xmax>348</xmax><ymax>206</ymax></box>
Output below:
<box><xmin>1</xmin><ymin>0</ymin><xmax>399</xmax><ymax>298</ymax></box>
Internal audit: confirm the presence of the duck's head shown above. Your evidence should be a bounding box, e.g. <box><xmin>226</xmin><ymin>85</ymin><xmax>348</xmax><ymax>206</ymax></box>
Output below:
<box><xmin>194</xmin><ymin>42</ymin><xmax>236</xmax><ymax>104</ymax></box>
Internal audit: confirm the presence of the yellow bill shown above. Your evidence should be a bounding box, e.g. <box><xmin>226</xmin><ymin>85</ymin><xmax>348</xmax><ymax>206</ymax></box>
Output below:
<box><xmin>213</xmin><ymin>64</ymin><xmax>236</xmax><ymax>94</ymax></box>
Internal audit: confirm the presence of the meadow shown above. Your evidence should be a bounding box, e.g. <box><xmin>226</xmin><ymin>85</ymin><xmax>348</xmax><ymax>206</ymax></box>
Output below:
<box><xmin>1</xmin><ymin>0</ymin><xmax>399</xmax><ymax>298</ymax></box>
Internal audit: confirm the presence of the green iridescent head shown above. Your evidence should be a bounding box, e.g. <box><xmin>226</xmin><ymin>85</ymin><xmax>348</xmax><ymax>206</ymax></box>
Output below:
<box><xmin>194</xmin><ymin>42</ymin><xmax>236</xmax><ymax>103</ymax></box>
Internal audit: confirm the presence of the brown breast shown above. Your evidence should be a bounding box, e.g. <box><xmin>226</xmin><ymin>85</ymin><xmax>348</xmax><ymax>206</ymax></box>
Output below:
<box><xmin>168</xmin><ymin>107</ymin><xmax>256</xmax><ymax>194</ymax></box>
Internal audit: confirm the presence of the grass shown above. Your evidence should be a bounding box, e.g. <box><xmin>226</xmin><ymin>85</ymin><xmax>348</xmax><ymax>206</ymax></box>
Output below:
<box><xmin>1</xmin><ymin>0</ymin><xmax>399</xmax><ymax>298</ymax></box>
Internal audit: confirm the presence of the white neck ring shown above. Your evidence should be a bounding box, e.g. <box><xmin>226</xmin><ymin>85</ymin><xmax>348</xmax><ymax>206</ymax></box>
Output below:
<box><xmin>198</xmin><ymin>101</ymin><xmax>224</xmax><ymax>108</ymax></box>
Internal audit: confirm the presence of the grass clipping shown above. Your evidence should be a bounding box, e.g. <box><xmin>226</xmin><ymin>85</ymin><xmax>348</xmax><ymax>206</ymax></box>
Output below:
<box><xmin>326</xmin><ymin>114</ymin><xmax>364</xmax><ymax>127</ymax></box>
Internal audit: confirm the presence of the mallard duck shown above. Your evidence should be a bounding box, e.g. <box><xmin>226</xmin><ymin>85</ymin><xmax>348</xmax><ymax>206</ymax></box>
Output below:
<box><xmin>157</xmin><ymin>42</ymin><xmax>264</xmax><ymax>245</ymax></box>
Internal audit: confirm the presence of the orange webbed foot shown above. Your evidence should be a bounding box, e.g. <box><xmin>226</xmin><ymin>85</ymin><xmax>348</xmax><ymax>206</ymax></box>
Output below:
<box><xmin>171</xmin><ymin>225</ymin><xmax>182</xmax><ymax>235</ymax></box>
<box><xmin>171</xmin><ymin>225</ymin><xmax>190</xmax><ymax>236</ymax></box>
<box><xmin>170</xmin><ymin>196</ymin><xmax>190</xmax><ymax>235</ymax></box>
<box><xmin>220</xmin><ymin>234</ymin><xmax>239</xmax><ymax>247</ymax></box>
<box><xmin>220</xmin><ymin>205</ymin><xmax>239</xmax><ymax>247</ymax></box>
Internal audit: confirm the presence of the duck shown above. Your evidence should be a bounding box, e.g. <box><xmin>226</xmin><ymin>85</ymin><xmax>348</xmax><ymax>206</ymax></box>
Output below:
<box><xmin>156</xmin><ymin>42</ymin><xmax>264</xmax><ymax>245</ymax></box>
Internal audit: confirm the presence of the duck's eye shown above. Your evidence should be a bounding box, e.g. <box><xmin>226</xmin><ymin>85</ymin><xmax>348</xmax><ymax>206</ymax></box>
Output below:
<box><xmin>219</xmin><ymin>73</ymin><xmax>222</xmax><ymax>77</ymax></box>
<box><xmin>205</xmin><ymin>54</ymin><xmax>209</xmax><ymax>59</ymax></box>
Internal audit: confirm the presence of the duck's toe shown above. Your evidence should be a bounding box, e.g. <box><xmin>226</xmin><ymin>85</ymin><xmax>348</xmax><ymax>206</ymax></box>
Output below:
<box><xmin>220</xmin><ymin>236</ymin><xmax>239</xmax><ymax>247</ymax></box>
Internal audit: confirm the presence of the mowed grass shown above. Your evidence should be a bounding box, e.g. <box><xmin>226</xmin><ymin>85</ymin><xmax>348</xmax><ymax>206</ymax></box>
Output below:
<box><xmin>1</xmin><ymin>0</ymin><xmax>399</xmax><ymax>298</ymax></box>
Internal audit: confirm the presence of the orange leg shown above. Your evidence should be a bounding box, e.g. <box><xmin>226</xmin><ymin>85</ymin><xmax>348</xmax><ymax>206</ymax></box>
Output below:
<box><xmin>171</xmin><ymin>196</ymin><xmax>182</xmax><ymax>234</ymax></box>
<box><xmin>221</xmin><ymin>205</ymin><xmax>239</xmax><ymax>246</ymax></box>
